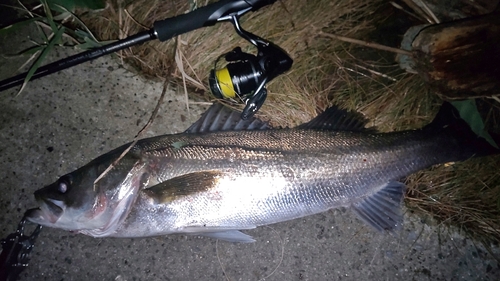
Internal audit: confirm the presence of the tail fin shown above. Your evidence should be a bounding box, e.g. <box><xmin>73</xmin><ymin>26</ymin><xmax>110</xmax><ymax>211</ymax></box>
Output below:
<box><xmin>425</xmin><ymin>102</ymin><xmax>500</xmax><ymax>159</ymax></box>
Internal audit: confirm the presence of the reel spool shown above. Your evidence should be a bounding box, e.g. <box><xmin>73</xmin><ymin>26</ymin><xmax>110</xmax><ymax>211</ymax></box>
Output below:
<box><xmin>210</xmin><ymin>47</ymin><xmax>261</xmax><ymax>100</ymax></box>
<box><xmin>209</xmin><ymin>13</ymin><xmax>293</xmax><ymax>119</ymax></box>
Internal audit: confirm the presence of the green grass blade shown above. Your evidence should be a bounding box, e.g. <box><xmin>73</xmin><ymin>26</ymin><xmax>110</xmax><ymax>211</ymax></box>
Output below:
<box><xmin>47</xmin><ymin>0</ymin><xmax>105</xmax><ymax>11</ymax></box>
<box><xmin>17</xmin><ymin>26</ymin><xmax>65</xmax><ymax>95</ymax></box>
<box><xmin>451</xmin><ymin>99</ymin><xmax>499</xmax><ymax>149</ymax></box>
<box><xmin>0</xmin><ymin>17</ymin><xmax>44</xmax><ymax>36</ymax></box>
<box><xmin>14</xmin><ymin>45</ymin><xmax>46</xmax><ymax>56</ymax></box>
<box><xmin>40</xmin><ymin>0</ymin><xmax>58</xmax><ymax>35</ymax></box>
<box><xmin>53</xmin><ymin>11</ymin><xmax>71</xmax><ymax>21</ymax></box>
<box><xmin>55</xmin><ymin>4</ymin><xmax>100</xmax><ymax>43</ymax></box>
<box><xmin>75</xmin><ymin>36</ymin><xmax>102</xmax><ymax>49</ymax></box>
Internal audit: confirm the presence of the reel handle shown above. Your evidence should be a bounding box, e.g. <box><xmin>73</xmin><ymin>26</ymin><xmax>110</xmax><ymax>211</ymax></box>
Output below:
<box><xmin>241</xmin><ymin>88</ymin><xmax>267</xmax><ymax>120</ymax></box>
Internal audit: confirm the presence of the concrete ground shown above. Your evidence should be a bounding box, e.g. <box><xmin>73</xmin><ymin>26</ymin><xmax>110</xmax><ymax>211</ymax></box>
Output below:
<box><xmin>1</xmin><ymin>13</ymin><xmax>499</xmax><ymax>281</ymax></box>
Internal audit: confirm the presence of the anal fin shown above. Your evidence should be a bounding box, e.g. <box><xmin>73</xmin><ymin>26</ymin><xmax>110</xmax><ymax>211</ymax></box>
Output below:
<box><xmin>190</xmin><ymin>230</ymin><xmax>256</xmax><ymax>243</ymax></box>
<box><xmin>351</xmin><ymin>181</ymin><xmax>405</xmax><ymax>232</ymax></box>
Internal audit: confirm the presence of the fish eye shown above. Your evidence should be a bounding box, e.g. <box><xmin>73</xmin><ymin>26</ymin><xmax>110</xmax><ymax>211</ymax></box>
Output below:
<box><xmin>57</xmin><ymin>177</ymin><xmax>71</xmax><ymax>194</ymax></box>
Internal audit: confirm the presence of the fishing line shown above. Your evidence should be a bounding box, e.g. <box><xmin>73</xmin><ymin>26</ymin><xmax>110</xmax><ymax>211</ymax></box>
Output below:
<box><xmin>215</xmin><ymin>239</ymin><xmax>232</xmax><ymax>281</ymax></box>
<box><xmin>93</xmin><ymin>79</ymin><xmax>170</xmax><ymax>187</ymax></box>
<box><xmin>258</xmin><ymin>226</ymin><xmax>285</xmax><ymax>281</ymax></box>
<box><xmin>214</xmin><ymin>227</ymin><xmax>285</xmax><ymax>281</ymax></box>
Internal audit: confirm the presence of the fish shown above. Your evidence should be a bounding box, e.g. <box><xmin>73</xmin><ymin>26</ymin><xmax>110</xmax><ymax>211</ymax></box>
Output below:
<box><xmin>25</xmin><ymin>102</ymin><xmax>499</xmax><ymax>242</ymax></box>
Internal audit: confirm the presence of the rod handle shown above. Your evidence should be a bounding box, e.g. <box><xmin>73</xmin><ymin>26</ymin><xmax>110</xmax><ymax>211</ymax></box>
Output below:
<box><xmin>153</xmin><ymin>0</ymin><xmax>276</xmax><ymax>41</ymax></box>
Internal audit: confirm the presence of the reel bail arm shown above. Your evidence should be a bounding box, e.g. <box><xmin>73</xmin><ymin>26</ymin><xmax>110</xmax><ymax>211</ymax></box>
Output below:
<box><xmin>209</xmin><ymin>13</ymin><xmax>293</xmax><ymax>119</ymax></box>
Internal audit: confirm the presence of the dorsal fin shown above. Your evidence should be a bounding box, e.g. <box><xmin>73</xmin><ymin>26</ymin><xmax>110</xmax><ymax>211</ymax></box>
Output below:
<box><xmin>185</xmin><ymin>103</ymin><xmax>270</xmax><ymax>133</ymax></box>
<box><xmin>297</xmin><ymin>106</ymin><xmax>371</xmax><ymax>131</ymax></box>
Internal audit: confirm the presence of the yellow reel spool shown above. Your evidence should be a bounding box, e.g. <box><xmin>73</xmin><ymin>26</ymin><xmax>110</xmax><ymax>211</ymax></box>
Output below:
<box><xmin>214</xmin><ymin>68</ymin><xmax>236</xmax><ymax>98</ymax></box>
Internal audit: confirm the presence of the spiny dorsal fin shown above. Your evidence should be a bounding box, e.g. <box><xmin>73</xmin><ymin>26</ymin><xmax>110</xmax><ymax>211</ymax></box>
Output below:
<box><xmin>186</xmin><ymin>103</ymin><xmax>270</xmax><ymax>133</ymax></box>
<box><xmin>297</xmin><ymin>106</ymin><xmax>371</xmax><ymax>131</ymax></box>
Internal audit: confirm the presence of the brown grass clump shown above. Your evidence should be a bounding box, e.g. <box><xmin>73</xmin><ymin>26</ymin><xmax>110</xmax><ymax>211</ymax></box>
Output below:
<box><xmin>78</xmin><ymin>0</ymin><xmax>500</xmax><ymax>243</ymax></box>
<box><xmin>406</xmin><ymin>157</ymin><xmax>500</xmax><ymax>243</ymax></box>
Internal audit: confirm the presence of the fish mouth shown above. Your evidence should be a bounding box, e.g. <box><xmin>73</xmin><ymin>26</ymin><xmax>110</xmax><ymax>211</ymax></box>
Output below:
<box><xmin>26</xmin><ymin>198</ymin><xmax>64</xmax><ymax>225</ymax></box>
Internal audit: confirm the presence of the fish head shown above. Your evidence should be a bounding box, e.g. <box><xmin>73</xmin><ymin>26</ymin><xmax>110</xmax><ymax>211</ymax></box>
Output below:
<box><xmin>26</xmin><ymin>151</ymin><xmax>142</xmax><ymax>235</ymax></box>
<box><xmin>26</xmin><ymin>163</ymin><xmax>107</xmax><ymax>231</ymax></box>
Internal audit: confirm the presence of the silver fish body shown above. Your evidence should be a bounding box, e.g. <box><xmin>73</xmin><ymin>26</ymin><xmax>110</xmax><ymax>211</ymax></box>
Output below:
<box><xmin>26</xmin><ymin>103</ymin><xmax>498</xmax><ymax>242</ymax></box>
<box><xmin>114</xmin><ymin>130</ymin><xmax>439</xmax><ymax>237</ymax></box>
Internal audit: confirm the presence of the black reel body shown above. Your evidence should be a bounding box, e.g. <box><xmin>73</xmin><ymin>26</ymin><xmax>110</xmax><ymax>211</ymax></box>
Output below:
<box><xmin>209</xmin><ymin>13</ymin><xmax>293</xmax><ymax>119</ymax></box>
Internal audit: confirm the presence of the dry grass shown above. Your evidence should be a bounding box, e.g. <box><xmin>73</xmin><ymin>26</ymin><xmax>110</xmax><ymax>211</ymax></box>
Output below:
<box><xmin>78</xmin><ymin>0</ymin><xmax>500</xmax><ymax>244</ymax></box>
<box><xmin>406</xmin><ymin>157</ymin><xmax>500</xmax><ymax>243</ymax></box>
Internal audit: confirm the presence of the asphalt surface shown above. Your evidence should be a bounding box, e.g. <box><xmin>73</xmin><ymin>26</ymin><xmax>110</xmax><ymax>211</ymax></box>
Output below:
<box><xmin>1</xmin><ymin>17</ymin><xmax>499</xmax><ymax>281</ymax></box>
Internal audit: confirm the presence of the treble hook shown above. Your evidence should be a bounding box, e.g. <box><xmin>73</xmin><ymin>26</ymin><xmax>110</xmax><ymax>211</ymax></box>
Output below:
<box><xmin>0</xmin><ymin>214</ymin><xmax>42</xmax><ymax>281</ymax></box>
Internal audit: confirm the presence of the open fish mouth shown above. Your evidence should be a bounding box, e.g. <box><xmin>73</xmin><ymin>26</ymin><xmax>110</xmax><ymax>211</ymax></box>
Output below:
<box><xmin>26</xmin><ymin>198</ymin><xmax>64</xmax><ymax>225</ymax></box>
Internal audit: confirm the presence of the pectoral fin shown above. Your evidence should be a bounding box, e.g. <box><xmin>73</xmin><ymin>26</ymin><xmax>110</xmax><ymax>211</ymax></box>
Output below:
<box><xmin>351</xmin><ymin>181</ymin><xmax>405</xmax><ymax>232</ymax></box>
<box><xmin>143</xmin><ymin>171</ymin><xmax>222</xmax><ymax>204</ymax></box>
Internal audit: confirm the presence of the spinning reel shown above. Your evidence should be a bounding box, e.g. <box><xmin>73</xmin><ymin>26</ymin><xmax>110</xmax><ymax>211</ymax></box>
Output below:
<box><xmin>209</xmin><ymin>11</ymin><xmax>293</xmax><ymax>119</ymax></box>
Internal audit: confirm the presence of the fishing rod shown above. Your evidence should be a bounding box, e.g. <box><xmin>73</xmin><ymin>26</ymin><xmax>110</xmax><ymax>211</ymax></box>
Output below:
<box><xmin>0</xmin><ymin>0</ymin><xmax>275</xmax><ymax>92</ymax></box>
<box><xmin>0</xmin><ymin>0</ymin><xmax>277</xmax><ymax>90</ymax></box>
<box><xmin>0</xmin><ymin>0</ymin><xmax>292</xmax><ymax>119</ymax></box>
